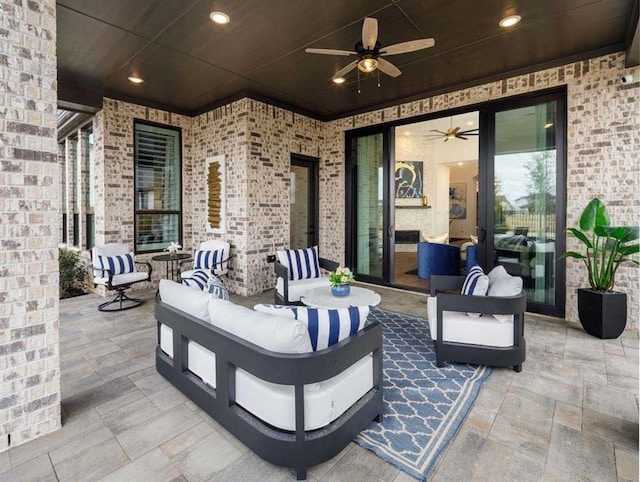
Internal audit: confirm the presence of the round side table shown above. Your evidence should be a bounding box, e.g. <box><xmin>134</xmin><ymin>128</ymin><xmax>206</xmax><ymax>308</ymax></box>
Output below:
<box><xmin>151</xmin><ymin>253</ymin><xmax>191</xmax><ymax>281</ymax></box>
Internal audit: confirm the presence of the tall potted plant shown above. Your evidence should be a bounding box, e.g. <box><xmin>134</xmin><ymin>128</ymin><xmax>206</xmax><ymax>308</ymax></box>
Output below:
<box><xmin>562</xmin><ymin>198</ymin><xmax>638</xmax><ymax>338</ymax></box>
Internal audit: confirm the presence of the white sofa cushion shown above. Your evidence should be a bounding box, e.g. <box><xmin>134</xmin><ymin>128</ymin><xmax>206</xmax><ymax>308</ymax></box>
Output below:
<box><xmin>208</xmin><ymin>298</ymin><xmax>312</xmax><ymax>353</ymax></box>
<box><xmin>254</xmin><ymin>304</ymin><xmax>370</xmax><ymax>351</ymax></box>
<box><xmin>277</xmin><ymin>246</ymin><xmax>321</xmax><ymax>281</ymax></box>
<box><xmin>159</xmin><ymin>279</ymin><xmax>210</xmax><ymax>322</ymax></box>
<box><xmin>276</xmin><ymin>276</ymin><xmax>330</xmax><ymax>302</ymax></box>
<box><xmin>427</xmin><ymin>296</ymin><xmax>514</xmax><ymax>347</ymax></box>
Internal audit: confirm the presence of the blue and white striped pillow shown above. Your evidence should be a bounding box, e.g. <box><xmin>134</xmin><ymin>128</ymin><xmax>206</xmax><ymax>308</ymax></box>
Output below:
<box><xmin>461</xmin><ymin>265</ymin><xmax>489</xmax><ymax>318</ymax></box>
<box><xmin>194</xmin><ymin>249</ymin><xmax>225</xmax><ymax>271</ymax></box>
<box><xmin>182</xmin><ymin>270</ymin><xmax>229</xmax><ymax>300</ymax></box>
<box><xmin>98</xmin><ymin>253</ymin><xmax>135</xmax><ymax>275</ymax></box>
<box><xmin>253</xmin><ymin>304</ymin><xmax>369</xmax><ymax>351</ymax></box>
<box><xmin>181</xmin><ymin>270</ymin><xmax>210</xmax><ymax>290</ymax></box>
<box><xmin>277</xmin><ymin>246</ymin><xmax>320</xmax><ymax>281</ymax></box>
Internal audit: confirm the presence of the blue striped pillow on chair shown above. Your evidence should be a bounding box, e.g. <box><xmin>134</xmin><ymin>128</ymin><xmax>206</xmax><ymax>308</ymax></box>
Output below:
<box><xmin>252</xmin><ymin>304</ymin><xmax>370</xmax><ymax>351</ymax></box>
<box><xmin>461</xmin><ymin>265</ymin><xmax>489</xmax><ymax>318</ymax></box>
<box><xmin>277</xmin><ymin>246</ymin><xmax>320</xmax><ymax>281</ymax></box>
<box><xmin>194</xmin><ymin>249</ymin><xmax>224</xmax><ymax>271</ymax></box>
<box><xmin>98</xmin><ymin>253</ymin><xmax>135</xmax><ymax>275</ymax></box>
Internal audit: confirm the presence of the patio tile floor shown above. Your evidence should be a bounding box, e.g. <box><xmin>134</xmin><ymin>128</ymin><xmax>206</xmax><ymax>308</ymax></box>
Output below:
<box><xmin>1</xmin><ymin>285</ymin><xmax>637</xmax><ymax>481</ymax></box>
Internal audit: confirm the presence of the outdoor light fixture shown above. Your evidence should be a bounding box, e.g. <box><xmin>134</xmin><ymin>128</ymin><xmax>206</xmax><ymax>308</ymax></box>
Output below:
<box><xmin>358</xmin><ymin>58</ymin><xmax>378</xmax><ymax>73</ymax></box>
<box><xmin>332</xmin><ymin>77</ymin><xmax>346</xmax><ymax>84</ymax></box>
<box><xmin>210</xmin><ymin>11</ymin><xmax>230</xmax><ymax>24</ymax></box>
<box><xmin>128</xmin><ymin>76</ymin><xmax>144</xmax><ymax>84</ymax></box>
<box><xmin>544</xmin><ymin>123</ymin><xmax>554</xmax><ymax>128</ymax></box>
<box><xmin>499</xmin><ymin>15</ymin><xmax>521</xmax><ymax>28</ymax></box>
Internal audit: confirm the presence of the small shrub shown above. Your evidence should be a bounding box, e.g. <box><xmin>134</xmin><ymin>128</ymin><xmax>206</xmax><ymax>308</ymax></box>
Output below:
<box><xmin>59</xmin><ymin>248</ymin><xmax>89</xmax><ymax>298</ymax></box>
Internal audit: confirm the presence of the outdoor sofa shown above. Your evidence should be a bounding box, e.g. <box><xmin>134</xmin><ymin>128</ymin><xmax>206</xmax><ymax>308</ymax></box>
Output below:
<box><xmin>155</xmin><ymin>280</ymin><xmax>383</xmax><ymax>480</ymax></box>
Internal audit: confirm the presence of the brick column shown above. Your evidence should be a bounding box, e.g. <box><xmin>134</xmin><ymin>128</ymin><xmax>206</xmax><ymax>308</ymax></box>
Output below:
<box><xmin>77</xmin><ymin>129</ymin><xmax>90</xmax><ymax>249</ymax></box>
<box><xmin>0</xmin><ymin>0</ymin><xmax>61</xmax><ymax>451</ymax></box>
<box><xmin>64</xmin><ymin>137</ymin><xmax>76</xmax><ymax>245</ymax></box>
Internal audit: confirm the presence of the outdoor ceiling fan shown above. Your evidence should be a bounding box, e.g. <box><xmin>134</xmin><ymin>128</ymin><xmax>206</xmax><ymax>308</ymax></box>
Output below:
<box><xmin>426</xmin><ymin>118</ymin><xmax>479</xmax><ymax>142</ymax></box>
<box><xmin>305</xmin><ymin>17</ymin><xmax>435</xmax><ymax>82</ymax></box>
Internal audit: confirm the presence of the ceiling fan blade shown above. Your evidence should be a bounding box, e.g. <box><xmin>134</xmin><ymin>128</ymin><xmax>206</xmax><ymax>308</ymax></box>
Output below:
<box><xmin>332</xmin><ymin>60</ymin><xmax>358</xmax><ymax>80</ymax></box>
<box><xmin>305</xmin><ymin>48</ymin><xmax>356</xmax><ymax>56</ymax></box>
<box><xmin>457</xmin><ymin>136</ymin><xmax>469</xmax><ymax>140</ymax></box>
<box><xmin>377</xmin><ymin>58</ymin><xmax>401</xmax><ymax>77</ymax></box>
<box><xmin>380</xmin><ymin>38</ymin><xmax>435</xmax><ymax>56</ymax></box>
<box><xmin>459</xmin><ymin>129</ymin><xmax>479</xmax><ymax>135</ymax></box>
<box><xmin>362</xmin><ymin>17</ymin><xmax>378</xmax><ymax>50</ymax></box>
<box><xmin>429</xmin><ymin>129</ymin><xmax>447</xmax><ymax>135</ymax></box>
<box><xmin>453</xmin><ymin>127</ymin><xmax>461</xmax><ymax>134</ymax></box>
<box><xmin>444</xmin><ymin>137</ymin><xmax>449</xmax><ymax>143</ymax></box>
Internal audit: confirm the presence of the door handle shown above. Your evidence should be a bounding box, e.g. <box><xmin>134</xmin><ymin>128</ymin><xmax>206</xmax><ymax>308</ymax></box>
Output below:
<box><xmin>388</xmin><ymin>225</ymin><xmax>394</xmax><ymax>237</ymax></box>
<box><xmin>479</xmin><ymin>228</ymin><xmax>487</xmax><ymax>243</ymax></box>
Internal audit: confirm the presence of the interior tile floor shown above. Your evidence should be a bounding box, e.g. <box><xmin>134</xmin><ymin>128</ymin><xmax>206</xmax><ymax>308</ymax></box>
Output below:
<box><xmin>1</xmin><ymin>285</ymin><xmax>638</xmax><ymax>481</ymax></box>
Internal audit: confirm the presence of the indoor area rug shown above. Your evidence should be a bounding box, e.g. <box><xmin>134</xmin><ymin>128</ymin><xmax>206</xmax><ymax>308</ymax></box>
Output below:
<box><xmin>356</xmin><ymin>308</ymin><xmax>491</xmax><ymax>481</ymax></box>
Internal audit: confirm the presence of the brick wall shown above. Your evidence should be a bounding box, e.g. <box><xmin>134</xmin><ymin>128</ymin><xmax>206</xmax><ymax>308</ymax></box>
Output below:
<box><xmin>0</xmin><ymin>0</ymin><xmax>61</xmax><ymax>451</ymax></box>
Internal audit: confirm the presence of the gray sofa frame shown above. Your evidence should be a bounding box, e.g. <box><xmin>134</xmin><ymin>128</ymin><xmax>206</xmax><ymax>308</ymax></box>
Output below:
<box><xmin>430</xmin><ymin>275</ymin><xmax>526</xmax><ymax>372</ymax></box>
<box><xmin>274</xmin><ymin>257</ymin><xmax>338</xmax><ymax>305</ymax></box>
<box><xmin>155</xmin><ymin>293</ymin><xmax>383</xmax><ymax>480</ymax></box>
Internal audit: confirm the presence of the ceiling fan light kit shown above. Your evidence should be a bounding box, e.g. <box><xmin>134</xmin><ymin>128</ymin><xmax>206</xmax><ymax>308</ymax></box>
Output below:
<box><xmin>305</xmin><ymin>17</ymin><xmax>435</xmax><ymax>89</ymax></box>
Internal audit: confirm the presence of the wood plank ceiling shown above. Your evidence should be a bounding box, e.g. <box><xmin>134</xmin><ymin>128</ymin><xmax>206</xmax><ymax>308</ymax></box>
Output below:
<box><xmin>56</xmin><ymin>0</ymin><xmax>639</xmax><ymax>120</ymax></box>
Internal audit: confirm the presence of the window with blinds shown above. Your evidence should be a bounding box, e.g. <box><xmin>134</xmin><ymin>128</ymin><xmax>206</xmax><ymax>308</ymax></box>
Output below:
<box><xmin>134</xmin><ymin>121</ymin><xmax>182</xmax><ymax>253</ymax></box>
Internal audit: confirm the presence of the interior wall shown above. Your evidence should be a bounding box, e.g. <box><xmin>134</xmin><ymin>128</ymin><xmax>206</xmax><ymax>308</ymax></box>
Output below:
<box><xmin>449</xmin><ymin>163</ymin><xmax>479</xmax><ymax>239</ymax></box>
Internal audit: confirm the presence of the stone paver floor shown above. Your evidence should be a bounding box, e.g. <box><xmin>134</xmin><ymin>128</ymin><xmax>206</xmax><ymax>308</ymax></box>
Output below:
<box><xmin>1</xmin><ymin>285</ymin><xmax>637</xmax><ymax>481</ymax></box>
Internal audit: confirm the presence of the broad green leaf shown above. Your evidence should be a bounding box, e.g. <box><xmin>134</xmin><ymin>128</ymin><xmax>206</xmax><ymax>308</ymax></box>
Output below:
<box><xmin>579</xmin><ymin>198</ymin><xmax>609</xmax><ymax>231</ymax></box>
<box><xmin>595</xmin><ymin>226</ymin><xmax>629</xmax><ymax>239</ymax></box>
<box><xmin>566</xmin><ymin>228</ymin><xmax>592</xmax><ymax>248</ymax></box>
<box><xmin>621</xmin><ymin>226</ymin><xmax>640</xmax><ymax>243</ymax></box>
<box><xmin>619</xmin><ymin>244</ymin><xmax>640</xmax><ymax>255</ymax></box>
<box><xmin>561</xmin><ymin>251</ymin><xmax>586</xmax><ymax>259</ymax></box>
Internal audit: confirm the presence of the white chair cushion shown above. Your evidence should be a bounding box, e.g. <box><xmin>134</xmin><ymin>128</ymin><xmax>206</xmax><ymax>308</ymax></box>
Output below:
<box><xmin>275</xmin><ymin>276</ymin><xmax>330</xmax><ymax>302</ymax></box>
<box><xmin>208</xmin><ymin>298</ymin><xmax>312</xmax><ymax>354</ymax></box>
<box><xmin>253</xmin><ymin>304</ymin><xmax>370</xmax><ymax>351</ymax></box>
<box><xmin>159</xmin><ymin>279</ymin><xmax>210</xmax><ymax>322</ymax></box>
<box><xmin>276</xmin><ymin>246</ymin><xmax>320</xmax><ymax>281</ymax></box>
<box><xmin>427</xmin><ymin>296</ymin><xmax>514</xmax><ymax>347</ymax></box>
<box><xmin>94</xmin><ymin>271</ymin><xmax>148</xmax><ymax>287</ymax></box>
<box><xmin>487</xmin><ymin>267</ymin><xmax>523</xmax><ymax>323</ymax></box>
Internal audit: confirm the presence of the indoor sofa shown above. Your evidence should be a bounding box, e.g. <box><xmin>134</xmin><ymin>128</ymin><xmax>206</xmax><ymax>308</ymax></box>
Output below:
<box><xmin>155</xmin><ymin>280</ymin><xmax>383</xmax><ymax>480</ymax></box>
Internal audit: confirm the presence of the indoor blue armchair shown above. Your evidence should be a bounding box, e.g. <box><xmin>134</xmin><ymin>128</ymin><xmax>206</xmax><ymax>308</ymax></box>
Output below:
<box><xmin>417</xmin><ymin>242</ymin><xmax>461</xmax><ymax>279</ymax></box>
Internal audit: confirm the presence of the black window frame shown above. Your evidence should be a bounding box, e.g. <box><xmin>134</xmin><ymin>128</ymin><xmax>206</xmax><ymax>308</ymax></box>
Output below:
<box><xmin>133</xmin><ymin>119</ymin><xmax>183</xmax><ymax>254</ymax></box>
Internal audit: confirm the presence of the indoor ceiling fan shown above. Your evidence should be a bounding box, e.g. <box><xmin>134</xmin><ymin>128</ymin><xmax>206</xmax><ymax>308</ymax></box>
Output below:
<box><xmin>305</xmin><ymin>17</ymin><xmax>435</xmax><ymax>82</ymax></box>
<box><xmin>426</xmin><ymin>118</ymin><xmax>479</xmax><ymax>142</ymax></box>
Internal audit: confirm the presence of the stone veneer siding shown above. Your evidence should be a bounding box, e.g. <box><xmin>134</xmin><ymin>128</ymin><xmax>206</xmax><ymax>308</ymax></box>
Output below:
<box><xmin>0</xmin><ymin>0</ymin><xmax>61</xmax><ymax>451</ymax></box>
<box><xmin>91</xmin><ymin>52</ymin><xmax>638</xmax><ymax>327</ymax></box>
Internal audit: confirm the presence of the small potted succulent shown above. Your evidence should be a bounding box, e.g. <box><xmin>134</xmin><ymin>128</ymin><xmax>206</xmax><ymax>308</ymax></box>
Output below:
<box><xmin>562</xmin><ymin>198</ymin><xmax>638</xmax><ymax>338</ymax></box>
<box><xmin>329</xmin><ymin>266</ymin><xmax>355</xmax><ymax>297</ymax></box>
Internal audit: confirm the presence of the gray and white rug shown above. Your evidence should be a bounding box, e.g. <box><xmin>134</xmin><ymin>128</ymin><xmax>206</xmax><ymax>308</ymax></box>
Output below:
<box><xmin>356</xmin><ymin>308</ymin><xmax>491</xmax><ymax>481</ymax></box>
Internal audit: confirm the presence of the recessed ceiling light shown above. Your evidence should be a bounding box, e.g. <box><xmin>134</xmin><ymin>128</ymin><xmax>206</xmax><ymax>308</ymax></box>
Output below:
<box><xmin>332</xmin><ymin>77</ymin><xmax>346</xmax><ymax>84</ymax></box>
<box><xmin>467</xmin><ymin>120</ymin><xmax>474</xmax><ymax>126</ymax></box>
<box><xmin>499</xmin><ymin>15</ymin><xmax>521</xmax><ymax>28</ymax></box>
<box><xmin>544</xmin><ymin>123</ymin><xmax>554</xmax><ymax>128</ymax></box>
<box><xmin>458</xmin><ymin>162</ymin><xmax>464</xmax><ymax>166</ymax></box>
<box><xmin>210</xmin><ymin>11</ymin><xmax>230</xmax><ymax>24</ymax></box>
<box><xmin>404</xmin><ymin>131</ymin><xmax>410</xmax><ymax>136</ymax></box>
<box><xmin>128</xmin><ymin>76</ymin><xmax>144</xmax><ymax>84</ymax></box>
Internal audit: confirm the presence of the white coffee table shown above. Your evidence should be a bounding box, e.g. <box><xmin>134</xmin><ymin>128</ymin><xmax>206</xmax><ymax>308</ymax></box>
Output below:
<box><xmin>301</xmin><ymin>286</ymin><xmax>381</xmax><ymax>309</ymax></box>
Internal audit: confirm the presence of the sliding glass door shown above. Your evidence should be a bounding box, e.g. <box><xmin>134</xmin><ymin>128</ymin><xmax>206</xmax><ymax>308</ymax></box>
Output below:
<box><xmin>483</xmin><ymin>92</ymin><xmax>566</xmax><ymax>316</ymax></box>
<box><xmin>346</xmin><ymin>129</ymin><xmax>393</xmax><ymax>283</ymax></box>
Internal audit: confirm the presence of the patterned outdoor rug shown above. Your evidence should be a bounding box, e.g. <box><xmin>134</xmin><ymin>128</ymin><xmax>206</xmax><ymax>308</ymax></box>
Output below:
<box><xmin>356</xmin><ymin>308</ymin><xmax>491</xmax><ymax>481</ymax></box>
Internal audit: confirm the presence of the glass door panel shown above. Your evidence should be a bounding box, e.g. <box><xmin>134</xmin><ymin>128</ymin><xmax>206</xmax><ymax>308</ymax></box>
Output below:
<box><xmin>492</xmin><ymin>100</ymin><xmax>560</xmax><ymax>311</ymax></box>
<box><xmin>290</xmin><ymin>156</ymin><xmax>318</xmax><ymax>249</ymax></box>
<box><xmin>352</xmin><ymin>133</ymin><xmax>385</xmax><ymax>279</ymax></box>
